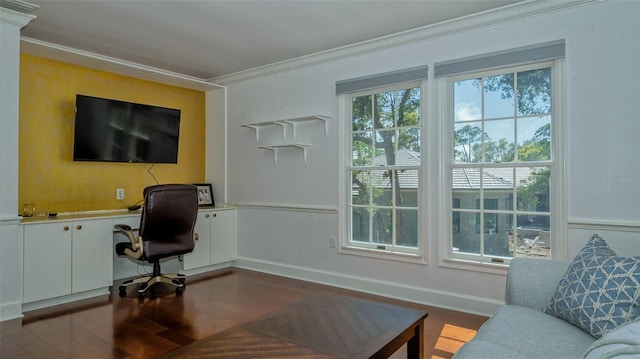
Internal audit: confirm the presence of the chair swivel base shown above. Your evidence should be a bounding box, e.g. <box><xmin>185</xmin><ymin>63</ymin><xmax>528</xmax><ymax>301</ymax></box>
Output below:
<box><xmin>118</xmin><ymin>273</ymin><xmax>186</xmax><ymax>298</ymax></box>
<box><xmin>118</xmin><ymin>260</ymin><xmax>186</xmax><ymax>298</ymax></box>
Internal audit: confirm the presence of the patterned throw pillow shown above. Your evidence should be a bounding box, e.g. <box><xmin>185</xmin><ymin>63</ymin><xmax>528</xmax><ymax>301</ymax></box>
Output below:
<box><xmin>543</xmin><ymin>234</ymin><xmax>640</xmax><ymax>338</ymax></box>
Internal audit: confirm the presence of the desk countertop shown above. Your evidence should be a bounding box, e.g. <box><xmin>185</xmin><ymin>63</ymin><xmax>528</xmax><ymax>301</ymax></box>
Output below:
<box><xmin>20</xmin><ymin>204</ymin><xmax>236</xmax><ymax>224</ymax></box>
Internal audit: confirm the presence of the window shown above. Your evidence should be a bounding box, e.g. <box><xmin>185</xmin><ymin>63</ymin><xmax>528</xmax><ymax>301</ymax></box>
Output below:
<box><xmin>445</xmin><ymin>61</ymin><xmax>562</xmax><ymax>264</ymax></box>
<box><xmin>343</xmin><ymin>82</ymin><xmax>424</xmax><ymax>258</ymax></box>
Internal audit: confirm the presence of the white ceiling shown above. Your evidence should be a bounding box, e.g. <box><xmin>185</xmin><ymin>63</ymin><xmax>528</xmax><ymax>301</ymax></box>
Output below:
<box><xmin>19</xmin><ymin>0</ymin><xmax>525</xmax><ymax>81</ymax></box>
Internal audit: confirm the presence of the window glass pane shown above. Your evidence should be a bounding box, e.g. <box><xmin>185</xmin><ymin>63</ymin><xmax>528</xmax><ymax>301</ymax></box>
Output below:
<box><xmin>372</xmin><ymin>208</ymin><xmax>392</xmax><ymax>245</ymax></box>
<box><xmin>484</xmin><ymin>73</ymin><xmax>514</xmax><ymax>119</ymax></box>
<box><xmin>513</xmin><ymin>220</ymin><xmax>550</xmax><ymax>258</ymax></box>
<box><xmin>484</xmin><ymin>119</ymin><xmax>514</xmax><ymax>163</ymax></box>
<box><xmin>372</xmin><ymin>170</ymin><xmax>392</xmax><ymax>207</ymax></box>
<box><xmin>485</xmin><ymin>214</ymin><xmax>511</xmax><ymax>257</ymax></box>
<box><xmin>476</xmin><ymin>199</ymin><xmax>498</xmax><ymax>233</ymax></box>
<box><xmin>374</xmin><ymin>92</ymin><xmax>396</xmax><ymax>129</ymax></box>
<box><xmin>375</xmin><ymin>130</ymin><xmax>396</xmax><ymax>165</ymax></box>
<box><xmin>352</xmin><ymin>95</ymin><xmax>372</xmax><ymax>131</ymax></box>
<box><xmin>352</xmin><ymin>207</ymin><xmax>370</xmax><ymax>243</ymax></box>
<box><xmin>483</xmin><ymin>167</ymin><xmax>514</xmax><ymax>193</ymax></box>
<box><xmin>454</xmin><ymin>78</ymin><xmax>482</xmax><ymax>122</ymax></box>
<box><xmin>516</xmin><ymin>167</ymin><xmax>550</xmax><ymax>212</ymax></box>
<box><xmin>397</xmin><ymin>169</ymin><xmax>418</xmax><ymax>207</ymax></box>
<box><xmin>352</xmin><ymin>132</ymin><xmax>373</xmax><ymax>166</ymax></box>
<box><xmin>452</xmin><ymin>168</ymin><xmax>481</xmax><ymax>209</ymax></box>
<box><xmin>517</xmin><ymin>116</ymin><xmax>550</xmax><ymax>162</ymax></box>
<box><xmin>517</xmin><ymin>68</ymin><xmax>551</xmax><ymax>116</ymax></box>
<box><xmin>454</xmin><ymin>123</ymin><xmax>482</xmax><ymax>163</ymax></box>
<box><xmin>453</xmin><ymin>212</ymin><xmax>480</xmax><ymax>254</ymax></box>
<box><xmin>398</xmin><ymin>88</ymin><xmax>421</xmax><ymax>127</ymax></box>
<box><xmin>351</xmin><ymin>170</ymin><xmax>370</xmax><ymax>205</ymax></box>
<box><xmin>398</xmin><ymin>128</ymin><xmax>420</xmax><ymax>156</ymax></box>
<box><xmin>396</xmin><ymin>209</ymin><xmax>418</xmax><ymax>247</ymax></box>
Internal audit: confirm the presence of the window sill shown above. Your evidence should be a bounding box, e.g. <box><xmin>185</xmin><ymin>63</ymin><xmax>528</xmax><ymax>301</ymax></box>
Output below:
<box><xmin>438</xmin><ymin>256</ymin><xmax>510</xmax><ymax>275</ymax></box>
<box><xmin>339</xmin><ymin>245</ymin><xmax>428</xmax><ymax>265</ymax></box>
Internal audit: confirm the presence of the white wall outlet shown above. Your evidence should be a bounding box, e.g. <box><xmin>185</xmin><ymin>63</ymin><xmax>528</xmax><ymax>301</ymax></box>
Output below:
<box><xmin>329</xmin><ymin>235</ymin><xmax>337</xmax><ymax>248</ymax></box>
<box><xmin>116</xmin><ymin>188</ymin><xmax>125</xmax><ymax>200</ymax></box>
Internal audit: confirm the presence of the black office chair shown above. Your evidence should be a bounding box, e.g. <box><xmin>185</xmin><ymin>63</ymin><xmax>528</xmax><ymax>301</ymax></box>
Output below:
<box><xmin>114</xmin><ymin>184</ymin><xmax>198</xmax><ymax>298</ymax></box>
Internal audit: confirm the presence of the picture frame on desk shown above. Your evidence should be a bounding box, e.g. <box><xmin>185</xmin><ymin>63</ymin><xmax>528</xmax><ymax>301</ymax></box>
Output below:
<box><xmin>194</xmin><ymin>183</ymin><xmax>215</xmax><ymax>207</ymax></box>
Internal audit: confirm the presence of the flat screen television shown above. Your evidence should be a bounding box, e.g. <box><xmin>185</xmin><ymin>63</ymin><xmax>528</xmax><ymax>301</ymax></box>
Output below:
<box><xmin>73</xmin><ymin>94</ymin><xmax>181</xmax><ymax>163</ymax></box>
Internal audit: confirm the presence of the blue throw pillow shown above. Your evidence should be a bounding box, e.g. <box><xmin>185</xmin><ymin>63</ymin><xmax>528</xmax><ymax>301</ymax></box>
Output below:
<box><xmin>543</xmin><ymin>234</ymin><xmax>640</xmax><ymax>338</ymax></box>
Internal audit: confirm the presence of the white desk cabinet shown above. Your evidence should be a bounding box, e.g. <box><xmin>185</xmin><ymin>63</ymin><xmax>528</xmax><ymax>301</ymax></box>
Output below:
<box><xmin>23</xmin><ymin>218</ymin><xmax>113</xmax><ymax>304</ymax></box>
<box><xmin>182</xmin><ymin>208</ymin><xmax>235</xmax><ymax>272</ymax></box>
<box><xmin>183</xmin><ymin>211</ymin><xmax>213</xmax><ymax>270</ymax></box>
<box><xmin>210</xmin><ymin>209</ymin><xmax>235</xmax><ymax>264</ymax></box>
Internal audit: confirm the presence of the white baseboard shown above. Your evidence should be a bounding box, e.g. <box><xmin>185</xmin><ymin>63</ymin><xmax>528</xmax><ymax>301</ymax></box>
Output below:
<box><xmin>181</xmin><ymin>262</ymin><xmax>233</xmax><ymax>276</ymax></box>
<box><xmin>234</xmin><ymin>257</ymin><xmax>501</xmax><ymax>317</ymax></box>
<box><xmin>0</xmin><ymin>300</ymin><xmax>23</xmax><ymax>322</ymax></box>
<box><xmin>22</xmin><ymin>288</ymin><xmax>110</xmax><ymax>313</ymax></box>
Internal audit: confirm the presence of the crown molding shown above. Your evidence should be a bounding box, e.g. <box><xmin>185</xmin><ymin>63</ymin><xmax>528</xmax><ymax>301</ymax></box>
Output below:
<box><xmin>20</xmin><ymin>37</ymin><xmax>225</xmax><ymax>92</ymax></box>
<box><xmin>0</xmin><ymin>0</ymin><xmax>37</xmax><ymax>28</ymax></box>
<box><xmin>211</xmin><ymin>0</ymin><xmax>602</xmax><ymax>85</ymax></box>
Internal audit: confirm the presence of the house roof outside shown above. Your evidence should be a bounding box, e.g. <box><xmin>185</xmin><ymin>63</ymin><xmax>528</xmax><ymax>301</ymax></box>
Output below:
<box><xmin>366</xmin><ymin>149</ymin><xmax>534</xmax><ymax>190</ymax></box>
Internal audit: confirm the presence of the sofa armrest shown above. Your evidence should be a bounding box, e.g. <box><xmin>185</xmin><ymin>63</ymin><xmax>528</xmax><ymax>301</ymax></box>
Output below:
<box><xmin>506</xmin><ymin>257</ymin><xmax>570</xmax><ymax>310</ymax></box>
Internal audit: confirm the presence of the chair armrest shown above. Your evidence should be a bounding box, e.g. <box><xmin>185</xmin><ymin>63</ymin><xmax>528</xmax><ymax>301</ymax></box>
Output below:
<box><xmin>114</xmin><ymin>224</ymin><xmax>144</xmax><ymax>260</ymax></box>
<box><xmin>506</xmin><ymin>257</ymin><xmax>570</xmax><ymax>310</ymax></box>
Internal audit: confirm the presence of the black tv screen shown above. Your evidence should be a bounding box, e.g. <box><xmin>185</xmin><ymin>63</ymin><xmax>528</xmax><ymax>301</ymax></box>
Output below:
<box><xmin>73</xmin><ymin>95</ymin><xmax>181</xmax><ymax>163</ymax></box>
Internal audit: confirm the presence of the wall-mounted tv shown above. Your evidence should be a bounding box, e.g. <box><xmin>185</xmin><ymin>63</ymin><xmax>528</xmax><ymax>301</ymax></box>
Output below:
<box><xmin>73</xmin><ymin>94</ymin><xmax>181</xmax><ymax>163</ymax></box>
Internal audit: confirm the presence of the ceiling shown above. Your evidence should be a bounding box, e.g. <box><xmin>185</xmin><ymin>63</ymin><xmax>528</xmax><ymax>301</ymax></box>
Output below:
<box><xmin>17</xmin><ymin>0</ymin><xmax>525</xmax><ymax>82</ymax></box>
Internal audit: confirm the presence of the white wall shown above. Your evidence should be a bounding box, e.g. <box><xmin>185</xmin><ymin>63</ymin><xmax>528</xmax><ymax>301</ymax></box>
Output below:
<box><xmin>221</xmin><ymin>1</ymin><xmax>640</xmax><ymax>315</ymax></box>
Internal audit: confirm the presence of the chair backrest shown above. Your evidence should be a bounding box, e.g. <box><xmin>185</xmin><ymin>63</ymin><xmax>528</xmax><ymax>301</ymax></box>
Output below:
<box><xmin>139</xmin><ymin>184</ymin><xmax>198</xmax><ymax>260</ymax></box>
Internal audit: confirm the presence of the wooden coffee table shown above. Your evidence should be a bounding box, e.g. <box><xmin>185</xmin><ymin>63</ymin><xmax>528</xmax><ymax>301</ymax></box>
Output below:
<box><xmin>160</xmin><ymin>292</ymin><xmax>428</xmax><ymax>358</ymax></box>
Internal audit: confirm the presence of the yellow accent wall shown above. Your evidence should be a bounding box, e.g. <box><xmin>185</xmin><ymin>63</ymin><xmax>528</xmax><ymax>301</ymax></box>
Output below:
<box><xmin>19</xmin><ymin>54</ymin><xmax>206</xmax><ymax>214</ymax></box>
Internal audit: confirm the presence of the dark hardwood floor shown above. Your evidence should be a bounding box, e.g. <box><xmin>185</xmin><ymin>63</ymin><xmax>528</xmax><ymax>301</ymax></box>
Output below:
<box><xmin>0</xmin><ymin>268</ymin><xmax>488</xmax><ymax>359</ymax></box>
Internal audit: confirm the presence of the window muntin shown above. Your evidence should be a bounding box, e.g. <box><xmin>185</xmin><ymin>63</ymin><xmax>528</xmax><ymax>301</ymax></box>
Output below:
<box><xmin>348</xmin><ymin>83</ymin><xmax>422</xmax><ymax>254</ymax></box>
<box><xmin>449</xmin><ymin>63</ymin><xmax>554</xmax><ymax>262</ymax></box>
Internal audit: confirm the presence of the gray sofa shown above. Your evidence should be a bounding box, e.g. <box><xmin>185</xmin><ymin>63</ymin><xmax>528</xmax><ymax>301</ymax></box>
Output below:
<box><xmin>454</xmin><ymin>258</ymin><xmax>596</xmax><ymax>359</ymax></box>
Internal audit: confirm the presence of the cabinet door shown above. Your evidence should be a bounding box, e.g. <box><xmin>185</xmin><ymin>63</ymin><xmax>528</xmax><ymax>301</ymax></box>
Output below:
<box><xmin>211</xmin><ymin>210</ymin><xmax>235</xmax><ymax>264</ymax></box>
<box><xmin>183</xmin><ymin>211</ymin><xmax>212</xmax><ymax>270</ymax></box>
<box><xmin>23</xmin><ymin>223</ymin><xmax>72</xmax><ymax>303</ymax></box>
<box><xmin>72</xmin><ymin>219</ymin><xmax>113</xmax><ymax>293</ymax></box>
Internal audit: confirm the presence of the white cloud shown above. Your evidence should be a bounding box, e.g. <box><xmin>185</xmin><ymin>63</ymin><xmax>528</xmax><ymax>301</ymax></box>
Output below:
<box><xmin>455</xmin><ymin>102</ymin><xmax>481</xmax><ymax>122</ymax></box>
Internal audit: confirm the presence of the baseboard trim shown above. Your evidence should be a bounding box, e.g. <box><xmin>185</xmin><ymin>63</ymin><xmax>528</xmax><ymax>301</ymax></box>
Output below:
<box><xmin>234</xmin><ymin>257</ymin><xmax>501</xmax><ymax>317</ymax></box>
<box><xmin>0</xmin><ymin>300</ymin><xmax>23</xmax><ymax>322</ymax></box>
<box><xmin>22</xmin><ymin>288</ymin><xmax>110</xmax><ymax>313</ymax></box>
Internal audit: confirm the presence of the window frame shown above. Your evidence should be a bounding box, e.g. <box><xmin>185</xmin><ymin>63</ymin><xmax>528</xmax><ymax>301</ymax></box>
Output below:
<box><xmin>437</xmin><ymin>59</ymin><xmax>567</xmax><ymax>273</ymax></box>
<box><xmin>338</xmin><ymin>80</ymin><xmax>428</xmax><ymax>264</ymax></box>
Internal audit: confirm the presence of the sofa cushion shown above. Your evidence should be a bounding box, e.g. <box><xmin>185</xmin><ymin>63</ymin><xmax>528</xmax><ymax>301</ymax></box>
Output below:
<box><xmin>583</xmin><ymin>318</ymin><xmax>640</xmax><ymax>359</ymax></box>
<box><xmin>543</xmin><ymin>234</ymin><xmax>640</xmax><ymax>338</ymax></box>
<box><xmin>454</xmin><ymin>305</ymin><xmax>594</xmax><ymax>359</ymax></box>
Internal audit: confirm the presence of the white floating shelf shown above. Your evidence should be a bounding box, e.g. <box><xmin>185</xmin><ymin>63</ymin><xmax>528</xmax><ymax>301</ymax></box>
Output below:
<box><xmin>240</xmin><ymin>121</ymin><xmax>288</xmax><ymax>141</ymax></box>
<box><xmin>280</xmin><ymin>115</ymin><xmax>331</xmax><ymax>137</ymax></box>
<box><xmin>259</xmin><ymin>144</ymin><xmax>310</xmax><ymax>163</ymax></box>
<box><xmin>241</xmin><ymin>115</ymin><xmax>331</xmax><ymax>142</ymax></box>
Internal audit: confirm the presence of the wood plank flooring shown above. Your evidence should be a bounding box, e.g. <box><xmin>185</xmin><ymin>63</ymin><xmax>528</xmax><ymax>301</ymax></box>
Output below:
<box><xmin>0</xmin><ymin>268</ymin><xmax>488</xmax><ymax>359</ymax></box>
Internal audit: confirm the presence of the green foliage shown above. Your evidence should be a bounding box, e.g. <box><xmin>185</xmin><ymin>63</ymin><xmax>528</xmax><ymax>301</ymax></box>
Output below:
<box><xmin>454</xmin><ymin>124</ymin><xmax>484</xmax><ymax>162</ymax></box>
<box><xmin>517</xmin><ymin>168</ymin><xmax>550</xmax><ymax>212</ymax></box>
